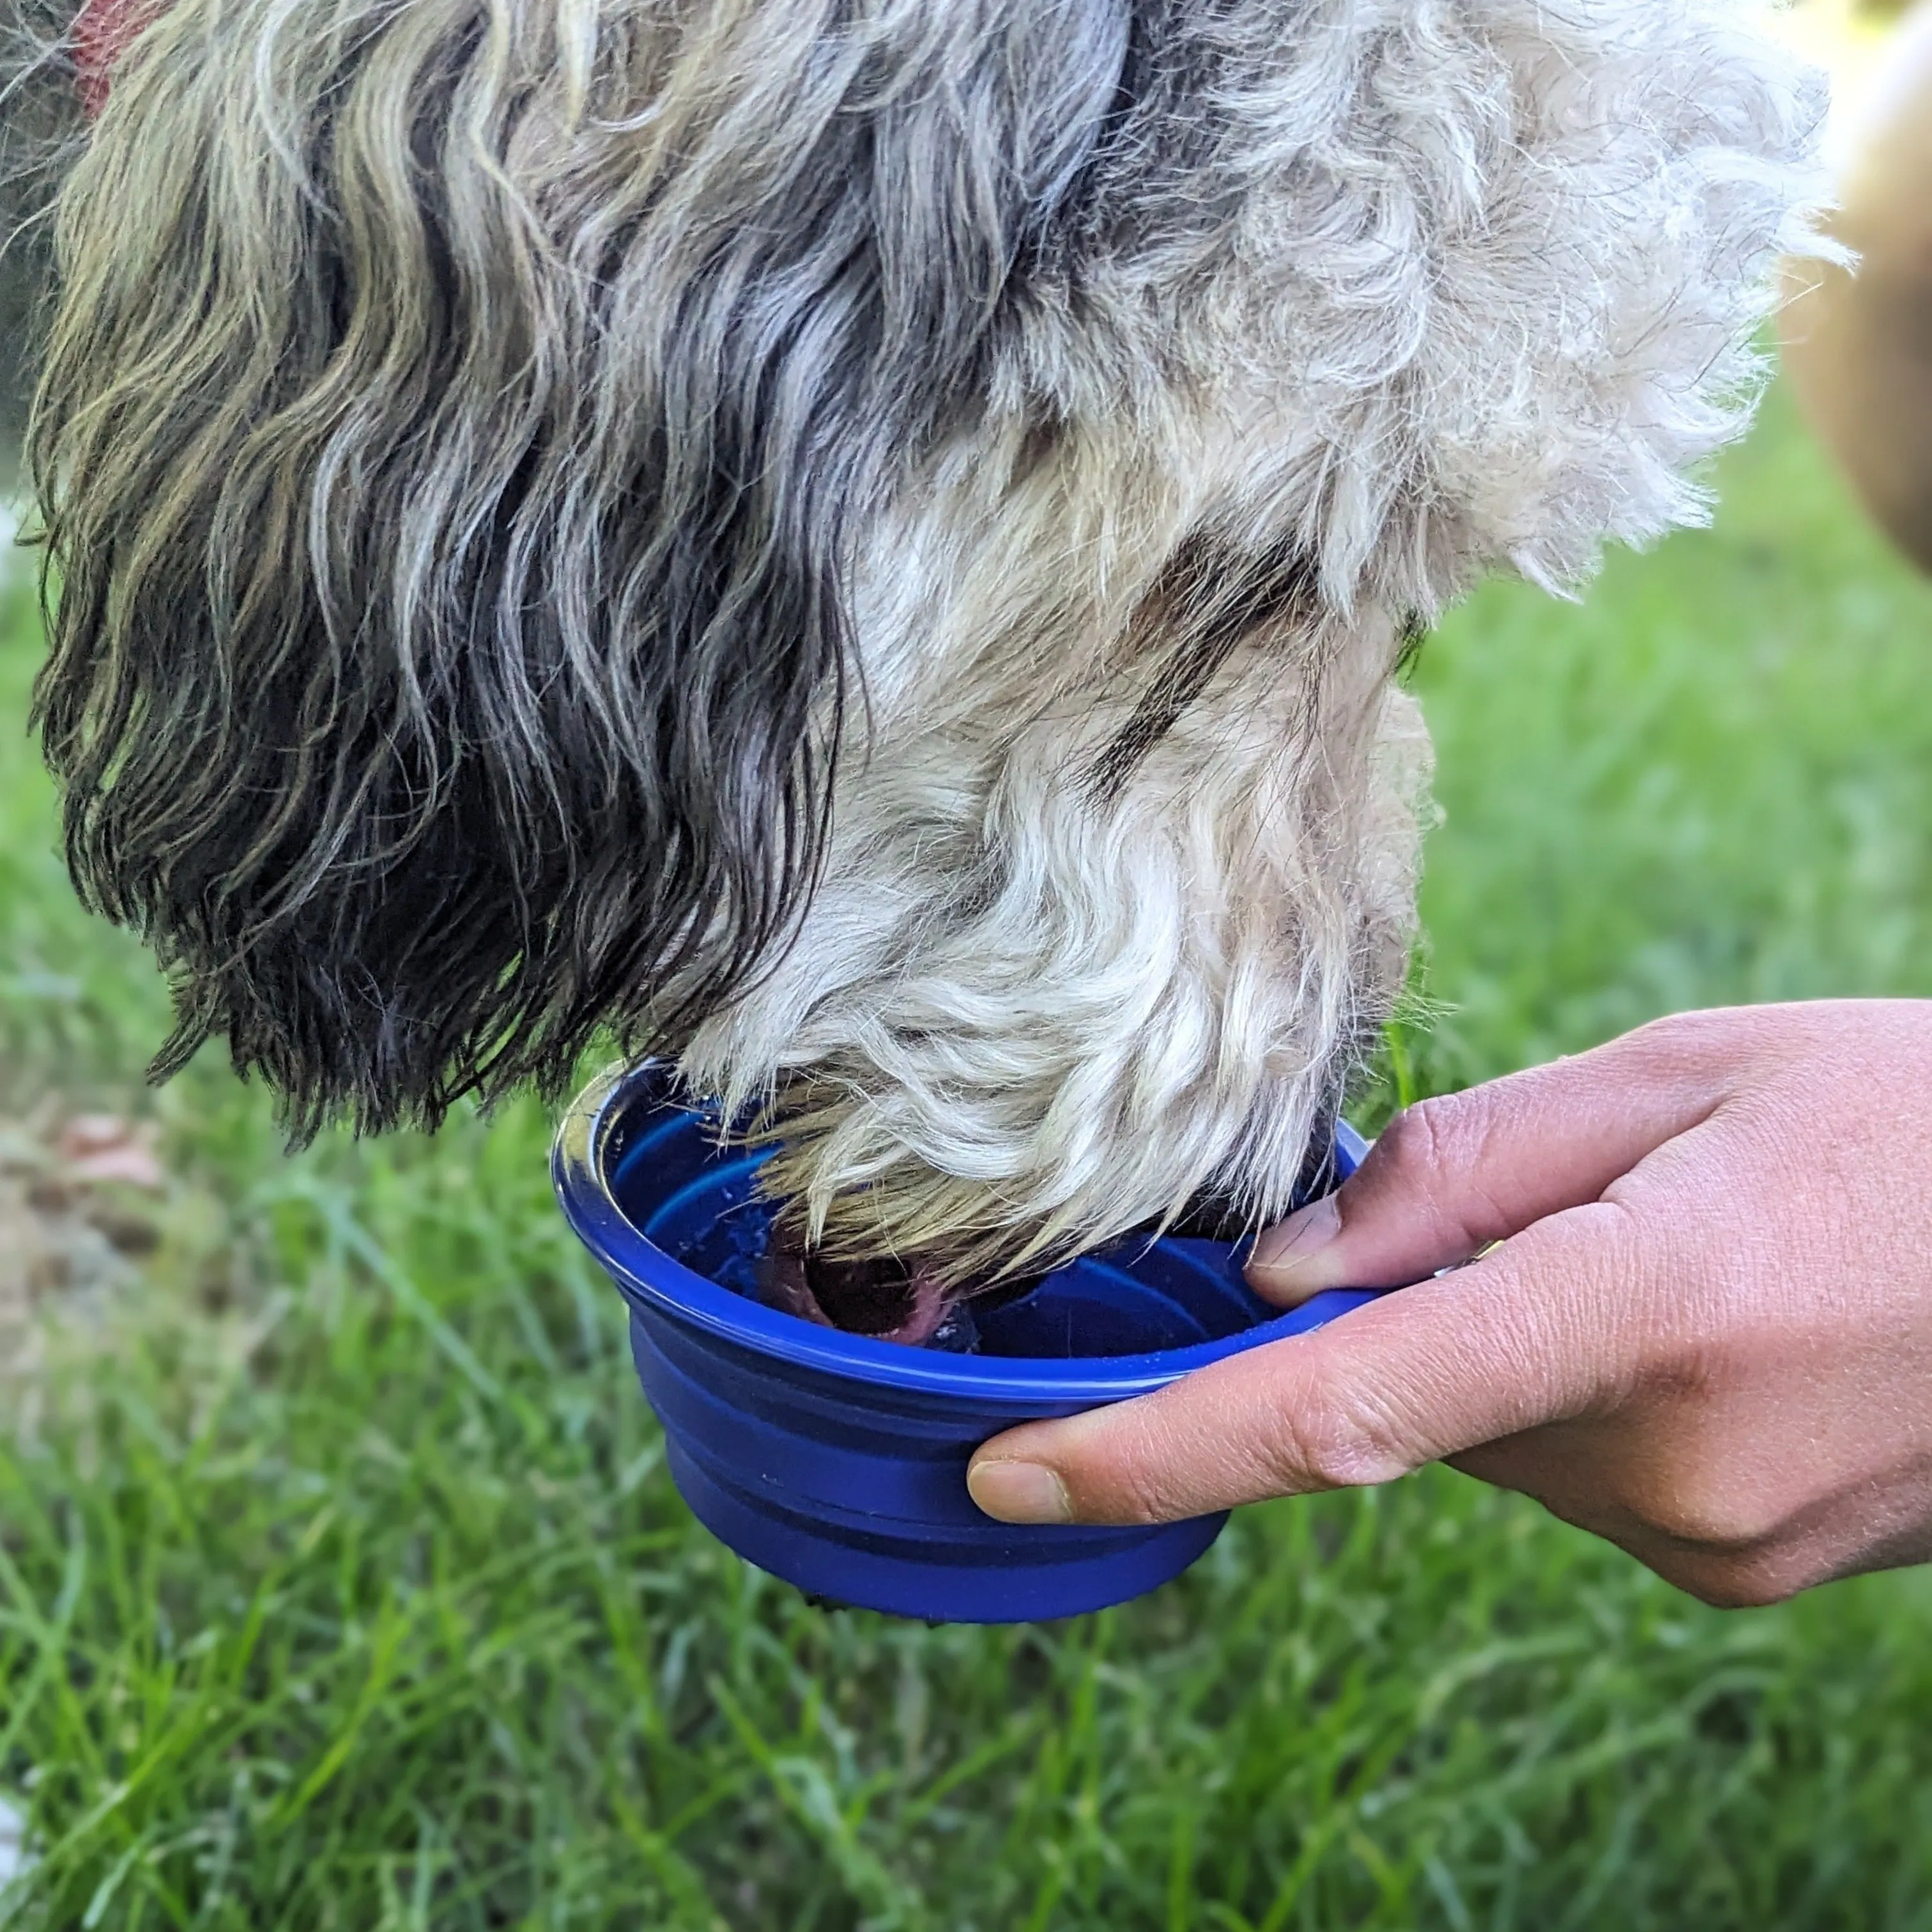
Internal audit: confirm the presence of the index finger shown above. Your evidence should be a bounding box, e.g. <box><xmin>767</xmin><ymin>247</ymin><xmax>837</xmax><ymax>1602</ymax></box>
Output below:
<box><xmin>1248</xmin><ymin>1015</ymin><xmax>1735</xmax><ymax>1304</ymax></box>
<box><xmin>967</xmin><ymin>1199</ymin><xmax>1646</xmax><ymax>1526</ymax></box>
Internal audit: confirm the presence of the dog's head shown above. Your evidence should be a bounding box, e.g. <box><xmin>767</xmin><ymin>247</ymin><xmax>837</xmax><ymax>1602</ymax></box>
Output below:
<box><xmin>8</xmin><ymin>0</ymin><xmax>1822</xmax><ymax>1294</ymax></box>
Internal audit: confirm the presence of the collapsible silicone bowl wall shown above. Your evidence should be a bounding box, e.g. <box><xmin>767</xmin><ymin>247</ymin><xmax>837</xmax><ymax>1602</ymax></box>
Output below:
<box><xmin>554</xmin><ymin>1064</ymin><xmax>1377</xmax><ymax>1623</ymax></box>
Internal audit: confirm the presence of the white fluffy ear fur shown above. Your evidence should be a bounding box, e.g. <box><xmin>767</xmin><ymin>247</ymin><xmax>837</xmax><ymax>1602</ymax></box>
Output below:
<box><xmin>681</xmin><ymin>0</ymin><xmax>1829</xmax><ymax>1283</ymax></box>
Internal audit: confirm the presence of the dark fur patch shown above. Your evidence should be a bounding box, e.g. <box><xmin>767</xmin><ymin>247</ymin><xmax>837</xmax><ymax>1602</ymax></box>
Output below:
<box><xmin>24</xmin><ymin>0</ymin><xmax>1136</xmax><ymax>1138</ymax></box>
<box><xmin>1055</xmin><ymin>0</ymin><xmax>1246</xmax><ymax>279</ymax></box>
<box><xmin>1090</xmin><ymin>533</ymin><xmax>1319</xmax><ymax>799</ymax></box>
<box><xmin>0</xmin><ymin>0</ymin><xmax>81</xmax><ymax>452</ymax></box>
<box><xmin>1395</xmin><ymin>610</ymin><xmax>1429</xmax><ymax>680</ymax></box>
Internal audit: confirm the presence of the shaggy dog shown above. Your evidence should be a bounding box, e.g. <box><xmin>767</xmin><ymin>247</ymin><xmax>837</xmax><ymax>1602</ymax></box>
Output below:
<box><xmin>2</xmin><ymin>0</ymin><xmax>1824</xmax><ymax>1331</ymax></box>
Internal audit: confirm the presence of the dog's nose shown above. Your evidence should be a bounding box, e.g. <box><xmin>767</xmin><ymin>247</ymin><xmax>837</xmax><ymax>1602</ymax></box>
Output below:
<box><xmin>760</xmin><ymin>1239</ymin><xmax>960</xmax><ymax>1345</ymax></box>
<box><xmin>804</xmin><ymin>1251</ymin><xmax>933</xmax><ymax>1337</ymax></box>
<box><xmin>758</xmin><ymin>1229</ymin><xmax>1046</xmax><ymax>1349</ymax></box>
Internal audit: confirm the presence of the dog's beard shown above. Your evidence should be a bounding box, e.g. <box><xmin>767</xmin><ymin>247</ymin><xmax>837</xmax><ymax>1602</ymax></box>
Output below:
<box><xmin>680</xmin><ymin>458</ymin><xmax>1432</xmax><ymax>1322</ymax></box>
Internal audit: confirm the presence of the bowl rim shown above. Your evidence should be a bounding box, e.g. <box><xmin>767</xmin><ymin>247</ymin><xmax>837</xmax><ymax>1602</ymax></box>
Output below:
<box><xmin>552</xmin><ymin>1059</ymin><xmax>1377</xmax><ymax>1404</ymax></box>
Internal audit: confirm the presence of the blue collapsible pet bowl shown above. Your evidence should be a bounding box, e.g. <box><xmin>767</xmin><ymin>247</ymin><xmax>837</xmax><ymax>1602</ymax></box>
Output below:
<box><xmin>554</xmin><ymin>1062</ymin><xmax>1377</xmax><ymax>1623</ymax></box>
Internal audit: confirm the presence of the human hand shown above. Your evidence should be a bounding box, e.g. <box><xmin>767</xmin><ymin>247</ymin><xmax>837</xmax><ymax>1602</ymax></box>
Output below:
<box><xmin>967</xmin><ymin>1002</ymin><xmax>1932</xmax><ymax>1606</ymax></box>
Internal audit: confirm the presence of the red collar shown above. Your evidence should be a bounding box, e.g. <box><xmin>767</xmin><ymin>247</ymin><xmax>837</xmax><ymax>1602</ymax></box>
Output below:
<box><xmin>72</xmin><ymin>0</ymin><xmax>162</xmax><ymax>118</ymax></box>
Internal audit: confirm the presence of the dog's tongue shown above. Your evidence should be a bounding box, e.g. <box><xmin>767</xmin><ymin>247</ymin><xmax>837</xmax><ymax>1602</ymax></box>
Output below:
<box><xmin>761</xmin><ymin>1244</ymin><xmax>956</xmax><ymax>1347</ymax></box>
<box><xmin>72</xmin><ymin>0</ymin><xmax>166</xmax><ymax>118</ymax></box>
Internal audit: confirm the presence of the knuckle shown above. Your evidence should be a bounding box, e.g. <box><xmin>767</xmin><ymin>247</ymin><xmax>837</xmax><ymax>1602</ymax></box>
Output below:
<box><xmin>1612</xmin><ymin>1013</ymin><xmax>1727</xmax><ymax>1100</ymax></box>
<box><xmin>1614</xmin><ymin>1452</ymin><xmax>1798</xmax><ymax>1554</ymax></box>
<box><xmin>1373</xmin><ymin>1100</ymin><xmax>1480</xmax><ymax>1237</ymax></box>
<box><xmin>1378</xmin><ymin>1096</ymin><xmax>1457</xmax><ymax>1181</ymax></box>
<box><xmin>1266</xmin><ymin>1381</ymin><xmax>1413</xmax><ymax>1492</ymax></box>
<box><xmin>1084</xmin><ymin>1381</ymin><xmax>1286</xmax><ymax>1524</ymax></box>
<box><xmin>1623</xmin><ymin>1007</ymin><xmax>1716</xmax><ymax>1057</ymax></box>
<box><xmin>1617</xmin><ymin>1005</ymin><xmax>1782</xmax><ymax>1096</ymax></box>
<box><xmin>1670</xmin><ymin>1548</ymin><xmax>1810</xmax><ymax>1611</ymax></box>
<box><xmin>1088</xmin><ymin>1411</ymin><xmax>1208</xmax><ymax>1525</ymax></box>
<box><xmin>1373</xmin><ymin>1093</ymin><xmax>1523</xmax><ymax>1250</ymax></box>
<box><xmin>1102</xmin><ymin>1472</ymin><xmax>1183</xmax><ymax>1526</ymax></box>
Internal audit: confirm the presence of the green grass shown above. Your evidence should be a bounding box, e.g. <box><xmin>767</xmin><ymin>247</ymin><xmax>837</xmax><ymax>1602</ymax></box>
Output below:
<box><xmin>1413</xmin><ymin>380</ymin><xmax>1932</xmax><ymax>1091</ymax></box>
<box><xmin>4</xmin><ymin>381</ymin><xmax>1932</xmax><ymax>1929</ymax></box>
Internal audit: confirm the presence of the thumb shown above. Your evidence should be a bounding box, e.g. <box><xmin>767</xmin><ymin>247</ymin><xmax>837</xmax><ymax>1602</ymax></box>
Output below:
<box><xmin>1248</xmin><ymin>1022</ymin><xmax>1729</xmax><ymax>1305</ymax></box>
<box><xmin>969</xmin><ymin>1200</ymin><xmax>1644</xmax><ymax>1524</ymax></box>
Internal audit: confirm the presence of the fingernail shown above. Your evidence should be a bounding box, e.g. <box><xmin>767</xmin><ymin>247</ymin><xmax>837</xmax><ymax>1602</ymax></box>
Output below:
<box><xmin>1247</xmin><ymin>1195</ymin><xmax>1343</xmax><ymax>1299</ymax></box>
<box><xmin>967</xmin><ymin>1459</ymin><xmax>1073</xmax><ymax>1524</ymax></box>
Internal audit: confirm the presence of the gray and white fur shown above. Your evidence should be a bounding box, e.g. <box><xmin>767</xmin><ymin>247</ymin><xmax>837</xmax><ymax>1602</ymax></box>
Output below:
<box><xmin>4</xmin><ymin>0</ymin><xmax>1825</xmax><ymax>1291</ymax></box>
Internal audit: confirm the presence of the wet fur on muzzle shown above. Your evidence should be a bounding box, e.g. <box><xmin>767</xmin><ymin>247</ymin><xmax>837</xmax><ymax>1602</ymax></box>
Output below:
<box><xmin>2</xmin><ymin>0</ymin><xmax>1826</xmax><ymax>1289</ymax></box>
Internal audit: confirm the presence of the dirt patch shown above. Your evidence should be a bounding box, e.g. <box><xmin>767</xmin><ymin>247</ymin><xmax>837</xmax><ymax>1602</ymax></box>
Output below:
<box><xmin>0</xmin><ymin>1108</ymin><xmax>163</xmax><ymax>1373</ymax></box>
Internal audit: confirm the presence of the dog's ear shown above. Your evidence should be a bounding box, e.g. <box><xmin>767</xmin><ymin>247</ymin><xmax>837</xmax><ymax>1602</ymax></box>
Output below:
<box><xmin>24</xmin><ymin>0</ymin><xmax>1128</xmax><ymax>1136</ymax></box>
